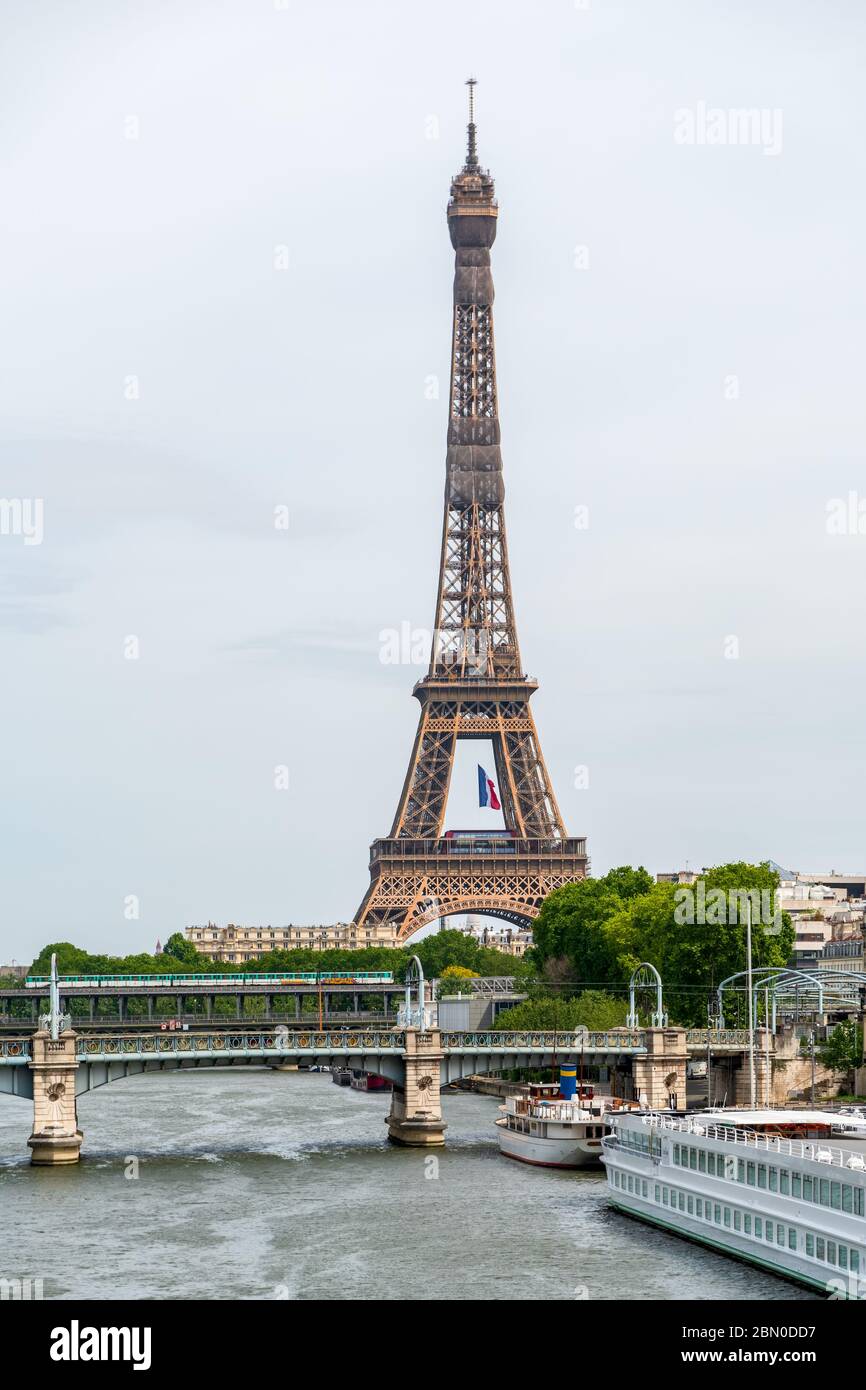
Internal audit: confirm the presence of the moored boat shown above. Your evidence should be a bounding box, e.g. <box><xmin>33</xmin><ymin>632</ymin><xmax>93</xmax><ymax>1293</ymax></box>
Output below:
<box><xmin>602</xmin><ymin>1106</ymin><xmax>866</xmax><ymax>1296</ymax></box>
<box><xmin>350</xmin><ymin>1070</ymin><xmax>392</xmax><ymax>1093</ymax></box>
<box><xmin>495</xmin><ymin>1066</ymin><xmax>619</xmax><ymax>1169</ymax></box>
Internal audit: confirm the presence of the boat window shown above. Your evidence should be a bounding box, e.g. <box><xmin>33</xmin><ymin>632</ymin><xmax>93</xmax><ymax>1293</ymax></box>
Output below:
<box><xmin>765</xmin><ymin>1221</ymin><xmax>774</xmax><ymax>1243</ymax></box>
<box><xmin>851</xmin><ymin>1250</ymin><xmax>859</xmax><ymax>1273</ymax></box>
<box><xmin>827</xmin><ymin>1240</ymin><xmax>836</xmax><ymax>1264</ymax></box>
<box><xmin>678</xmin><ymin>1192</ymin><xmax>685</xmax><ymax>1211</ymax></box>
<box><xmin>655</xmin><ymin>1184</ymin><xmax>660</xmax><ymax>1203</ymax></box>
<box><xmin>687</xmin><ymin>1195</ymin><xmax>694</xmax><ymax>1214</ymax></box>
<box><xmin>755</xmin><ymin>1217</ymin><xmax>763</xmax><ymax>1239</ymax></box>
<box><xmin>673</xmin><ymin>1144</ymin><xmax>680</xmax><ymax>1165</ymax></box>
<box><xmin>792</xmin><ymin>1173</ymin><xmax>801</xmax><ymax>1198</ymax></box>
<box><xmin>746</xmin><ymin>1161</ymin><xmax>756</xmax><ymax>1186</ymax></box>
<box><xmin>831</xmin><ymin>1181</ymin><xmax>841</xmax><ymax>1210</ymax></box>
<box><xmin>816</xmin><ymin>1237</ymin><xmax>825</xmax><ymax>1260</ymax></box>
<box><xmin>733</xmin><ymin>1210</ymin><xmax>741</xmax><ymax>1231</ymax></box>
<box><xmin>839</xmin><ymin>1245</ymin><xmax>848</xmax><ymax>1270</ymax></box>
<box><xmin>779</xmin><ymin>1171</ymin><xmax>789</xmax><ymax>1195</ymax></box>
<box><xmin>803</xmin><ymin>1175</ymin><xmax>814</xmax><ymax>1201</ymax></box>
<box><xmin>663</xmin><ymin>1186</ymin><xmax>669</xmax><ymax>1204</ymax></box>
<box><xmin>714</xmin><ymin>1203</ymin><xmax>721</xmax><ymax>1224</ymax></box>
<box><xmin>819</xmin><ymin>1179</ymin><xmax>830</xmax><ymax>1206</ymax></box>
<box><xmin>806</xmin><ymin>1233</ymin><xmax>815</xmax><ymax>1257</ymax></box>
<box><xmin>757</xmin><ymin>1164</ymin><xmax>767</xmax><ymax>1189</ymax></box>
<box><xmin>788</xmin><ymin>1229</ymin><xmax>797</xmax><ymax>1251</ymax></box>
<box><xmin>843</xmin><ymin>1185</ymin><xmax>853</xmax><ymax>1214</ymax></box>
<box><xmin>707</xmin><ymin>1153</ymin><xmax>716</xmax><ymax>1176</ymax></box>
<box><xmin>698</xmin><ymin>1150</ymin><xmax>707</xmax><ymax>1173</ymax></box>
<box><xmin>737</xmin><ymin>1159</ymin><xmax>746</xmax><ymax>1183</ymax></box>
<box><xmin>642</xmin><ymin>1180</ymin><xmax>648</xmax><ymax>1197</ymax></box>
<box><xmin>855</xmin><ymin>1188</ymin><xmax>865</xmax><ymax>1217</ymax></box>
<box><xmin>776</xmin><ymin>1225</ymin><xmax>785</xmax><ymax>1247</ymax></box>
<box><xmin>743</xmin><ymin>1214</ymin><xmax>751</xmax><ymax>1235</ymax></box>
<box><xmin>768</xmin><ymin>1167</ymin><xmax>778</xmax><ymax>1192</ymax></box>
<box><xmin>724</xmin><ymin>1207</ymin><xmax>731</xmax><ymax>1228</ymax></box>
<box><xmin>696</xmin><ymin>1197</ymin><xmax>703</xmax><ymax>1217</ymax></box>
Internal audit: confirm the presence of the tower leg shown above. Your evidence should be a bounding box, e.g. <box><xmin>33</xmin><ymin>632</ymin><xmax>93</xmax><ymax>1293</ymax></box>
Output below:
<box><xmin>27</xmin><ymin>1032</ymin><xmax>82</xmax><ymax>1165</ymax></box>
<box><xmin>387</xmin><ymin>1029</ymin><xmax>447</xmax><ymax>1146</ymax></box>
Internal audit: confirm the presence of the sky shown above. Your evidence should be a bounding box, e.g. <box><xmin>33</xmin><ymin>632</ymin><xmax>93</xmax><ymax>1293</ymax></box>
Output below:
<box><xmin>1</xmin><ymin>0</ymin><xmax>865</xmax><ymax>961</ymax></box>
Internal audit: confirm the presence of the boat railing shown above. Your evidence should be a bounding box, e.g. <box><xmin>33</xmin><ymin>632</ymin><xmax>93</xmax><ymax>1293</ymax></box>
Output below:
<box><xmin>630</xmin><ymin>1112</ymin><xmax>866</xmax><ymax>1172</ymax></box>
<box><xmin>515</xmin><ymin>1102</ymin><xmax>592</xmax><ymax>1122</ymax></box>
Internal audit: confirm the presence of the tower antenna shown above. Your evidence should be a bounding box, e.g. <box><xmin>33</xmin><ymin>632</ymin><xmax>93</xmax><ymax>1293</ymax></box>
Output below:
<box><xmin>465</xmin><ymin>76</ymin><xmax>478</xmax><ymax>168</ymax></box>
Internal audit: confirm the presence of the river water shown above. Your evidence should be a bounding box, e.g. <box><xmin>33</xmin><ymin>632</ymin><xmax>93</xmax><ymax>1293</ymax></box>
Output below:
<box><xmin>1</xmin><ymin>1071</ymin><xmax>816</xmax><ymax>1301</ymax></box>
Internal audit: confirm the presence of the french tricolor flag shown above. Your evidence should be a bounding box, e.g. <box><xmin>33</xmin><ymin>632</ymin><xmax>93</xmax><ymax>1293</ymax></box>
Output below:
<box><xmin>477</xmin><ymin>764</ymin><xmax>501</xmax><ymax>811</ymax></box>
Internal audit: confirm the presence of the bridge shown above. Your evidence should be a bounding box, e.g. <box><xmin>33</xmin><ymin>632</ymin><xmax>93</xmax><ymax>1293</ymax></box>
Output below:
<box><xmin>0</xmin><ymin>1022</ymin><xmax>760</xmax><ymax>1163</ymax></box>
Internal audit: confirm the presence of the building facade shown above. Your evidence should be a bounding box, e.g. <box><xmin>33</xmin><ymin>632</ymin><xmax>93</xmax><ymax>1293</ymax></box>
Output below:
<box><xmin>185</xmin><ymin>922</ymin><xmax>398</xmax><ymax>962</ymax></box>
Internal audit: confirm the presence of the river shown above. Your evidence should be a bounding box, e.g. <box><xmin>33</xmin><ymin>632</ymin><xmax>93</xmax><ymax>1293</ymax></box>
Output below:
<box><xmin>0</xmin><ymin>1070</ymin><xmax>816</xmax><ymax>1300</ymax></box>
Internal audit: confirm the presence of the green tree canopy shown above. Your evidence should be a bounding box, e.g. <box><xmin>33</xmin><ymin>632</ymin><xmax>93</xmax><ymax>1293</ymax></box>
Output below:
<box><xmin>494</xmin><ymin>990</ymin><xmax>627</xmax><ymax>1031</ymax></box>
<box><xmin>816</xmin><ymin>1022</ymin><xmax>863</xmax><ymax>1077</ymax></box>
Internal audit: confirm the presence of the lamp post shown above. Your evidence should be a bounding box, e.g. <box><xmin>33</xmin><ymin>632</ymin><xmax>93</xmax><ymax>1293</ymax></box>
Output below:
<box><xmin>746</xmin><ymin>898</ymin><xmax>756</xmax><ymax>1109</ymax></box>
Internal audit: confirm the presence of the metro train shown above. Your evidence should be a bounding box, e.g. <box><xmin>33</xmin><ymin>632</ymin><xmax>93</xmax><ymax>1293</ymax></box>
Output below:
<box><xmin>24</xmin><ymin>971</ymin><xmax>395</xmax><ymax>990</ymax></box>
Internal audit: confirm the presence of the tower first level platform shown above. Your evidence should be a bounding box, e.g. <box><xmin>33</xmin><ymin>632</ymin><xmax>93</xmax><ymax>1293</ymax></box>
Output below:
<box><xmin>357</xmin><ymin>833</ymin><xmax>588</xmax><ymax>940</ymax></box>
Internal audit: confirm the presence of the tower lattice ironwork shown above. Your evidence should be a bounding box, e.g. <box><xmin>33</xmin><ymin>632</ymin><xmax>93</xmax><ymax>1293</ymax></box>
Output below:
<box><xmin>355</xmin><ymin>83</ymin><xmax>588</xmax><ymax>941</ymax></box>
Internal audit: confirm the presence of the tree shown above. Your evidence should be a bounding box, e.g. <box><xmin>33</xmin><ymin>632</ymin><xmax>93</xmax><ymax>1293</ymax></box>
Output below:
<box><xmin>438</xmin><ymin>965</ymin><xmax>479</xmax><ymax>996</ymax></box>
<box><xmin>531</xmin><ymin>879</ymin><xmax>624</xmax><ymax>981</ymax></box>
<box><xmin>29</xmin><ymin>942</ymin><xmax>91</xmax><ymax>975</ymax></box>
<box><xmin>494</xmin><ymin>991</ymin><xmax>627</xmax><ymax>1031</ymax></box>
<box><xmin>161</xmin><ymin>933</ymin><xmax>201</xmax><ymax>967</ymax></box>
<box><xmin>602</xmin><ymin>866</ymin><xmax>654</xmax><ymax>901</ymax></box>
<box><xmin>817</xmin><ymin>1022</ymin><xmax>863</xmax><ymax>1086</ymax></box>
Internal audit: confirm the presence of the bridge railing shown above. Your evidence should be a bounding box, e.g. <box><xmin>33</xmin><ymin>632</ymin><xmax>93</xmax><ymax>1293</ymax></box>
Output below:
<box><xmin>0</xmin><ymin>1039</ymin><xmax>30</xmax><ymax>1061</ymax></box>
<box><xmin>74</xmin><ymin>1030</ymin><xmax>407</xmax><ymax>1057</ymax></box>
<box><xmin>685</xmin><ymin>1029</ymin><xmax>757</xmax><ymax>1047</ymax></box>
<box><xmin>440</xmin><ymin>1029</ymin><xmax>647</xmax><ymax>1050</ymax></box>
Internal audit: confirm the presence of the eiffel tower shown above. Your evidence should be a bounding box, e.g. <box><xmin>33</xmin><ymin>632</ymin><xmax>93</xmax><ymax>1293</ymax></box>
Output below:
<box><xmin>355</xmin><ymin>81</ymin><xmax>588</xmax><ymax>942</ymax></box>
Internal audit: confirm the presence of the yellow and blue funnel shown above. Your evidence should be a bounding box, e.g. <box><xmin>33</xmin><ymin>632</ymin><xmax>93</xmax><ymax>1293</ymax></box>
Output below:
<box><xmin>559</xmin><ymin>1066</ymin><xmax>577</xmax><ymax>1100</ymax></box>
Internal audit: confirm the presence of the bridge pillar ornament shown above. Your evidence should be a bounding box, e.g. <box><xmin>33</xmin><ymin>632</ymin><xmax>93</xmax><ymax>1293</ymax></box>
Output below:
<box><xmin>632</xmin><ymin>1027</ymin><xmax>689</xmax><ymax>1110</ymax></box>
<box><xmin>387</xmin><ymin>1028</ymin><xmax>447</xmax><ymax>1146</ymax></box>
<box><xmin>27</xmin><ymin>1030</ymin><xmax>82</xmax><ymax>1165</ymax></box>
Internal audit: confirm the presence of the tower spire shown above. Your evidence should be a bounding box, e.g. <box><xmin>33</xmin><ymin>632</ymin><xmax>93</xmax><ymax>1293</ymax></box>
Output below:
<box><xmin>465</xmin><ymin>76</ymin><xmax>478</xmax><ymax>169</ymax></box>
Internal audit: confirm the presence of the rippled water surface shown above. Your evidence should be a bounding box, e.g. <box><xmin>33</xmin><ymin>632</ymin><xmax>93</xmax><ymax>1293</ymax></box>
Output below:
<box><xmin>1</xmin><ymin>1071</ymin><xmax>817</xmax><ymax>1300</ymax></box>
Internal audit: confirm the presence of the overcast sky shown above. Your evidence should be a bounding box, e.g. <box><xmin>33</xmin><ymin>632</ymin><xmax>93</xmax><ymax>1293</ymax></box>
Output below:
<box><xmin>1</xmin><ymin>0</ymin><xmax>865</xmax><ymax>961</ymax></box>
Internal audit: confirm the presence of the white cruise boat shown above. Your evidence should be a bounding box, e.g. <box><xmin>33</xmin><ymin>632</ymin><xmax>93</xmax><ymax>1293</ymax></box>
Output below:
<box><xmin>602</xmin><ymin>1108</ymin><xmax>866</xmax><ymax>1297</ymax></box>
<box><xmin>496</xmin><ymin>1070</ymin><xmax>621</xmax><ymax>1169</ymax></box>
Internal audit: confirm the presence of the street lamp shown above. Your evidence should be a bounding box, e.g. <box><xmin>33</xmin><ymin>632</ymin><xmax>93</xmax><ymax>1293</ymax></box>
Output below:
<box><xmin>746</xmin><ymin>898</ymin><xmax>756</xmax><ymax>1109</ymax></box>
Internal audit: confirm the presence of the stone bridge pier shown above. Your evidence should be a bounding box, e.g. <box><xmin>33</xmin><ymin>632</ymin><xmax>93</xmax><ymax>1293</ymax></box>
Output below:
<box><xmin>632</xmin><ymin>1028</ymin><xmax>689</xmax><ymax>1109</ymax></box>
<box><xmin>386</xmin><ymin>1028</ymin><xmax>446</xmax><ymax>1147</ymax></box>
<box><xmin>27</xmin><ymin>1030</ymin><xmax>83</xmax><ymax>1165</ymax></box>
